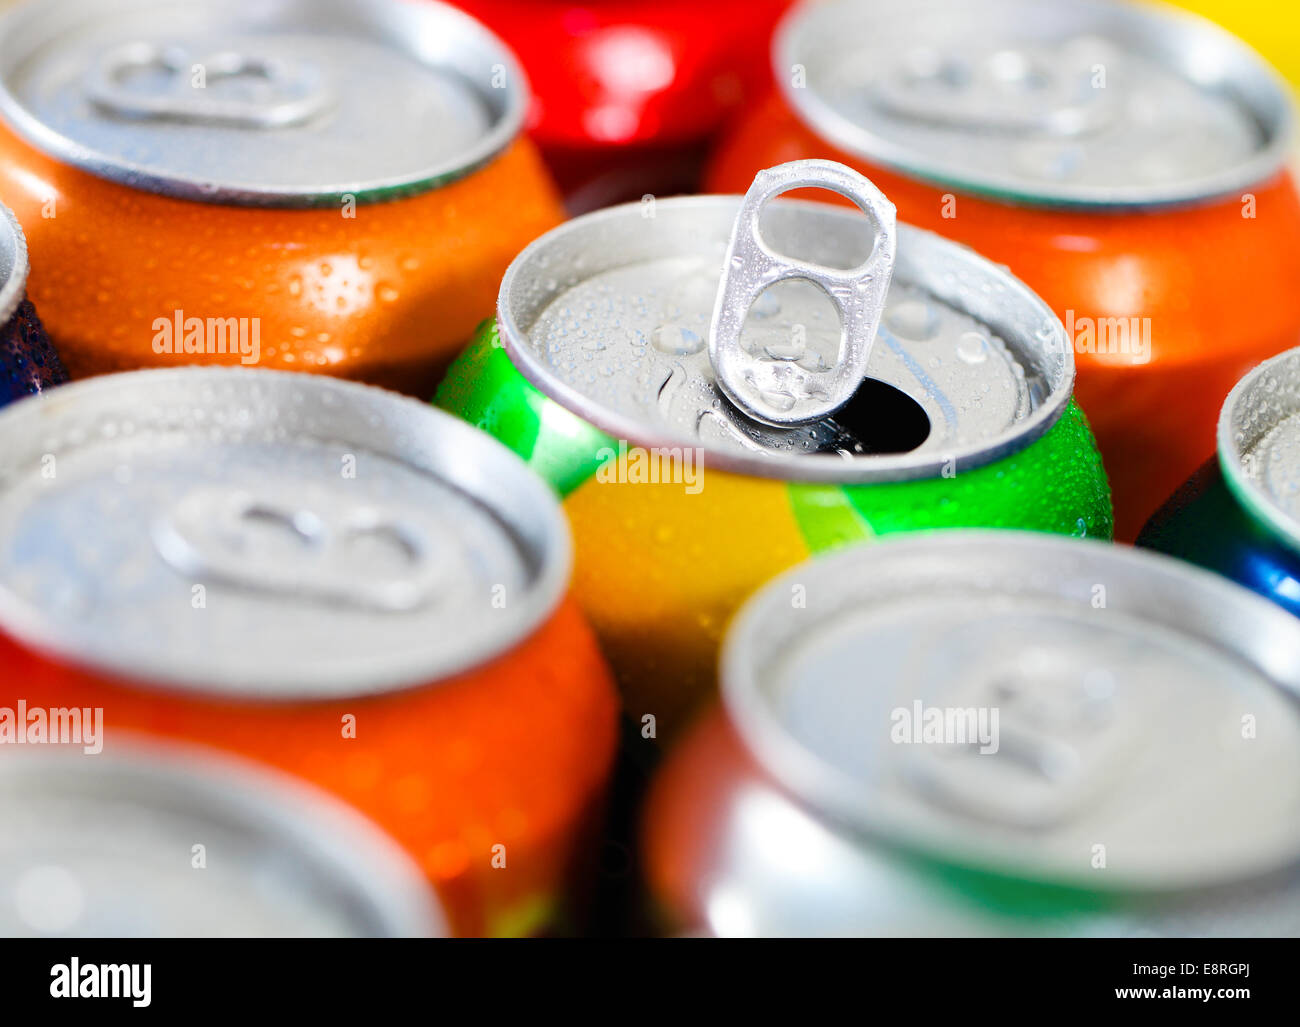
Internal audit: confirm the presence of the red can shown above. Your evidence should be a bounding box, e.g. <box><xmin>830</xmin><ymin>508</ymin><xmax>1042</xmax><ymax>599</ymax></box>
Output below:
<box><xmin>452</xmin><ymin>0</ymin><xmax>794</xmax><ymax>210</ymax></box>
<box><xmin>707</xmin><ymin>0</ymin><xmax>1300</xmax><ymax>541</ymax></box>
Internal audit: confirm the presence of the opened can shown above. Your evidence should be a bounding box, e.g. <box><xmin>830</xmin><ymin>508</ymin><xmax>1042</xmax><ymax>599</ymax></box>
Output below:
<box><xmin>644</xmin><ymin>531</ymin><xmax>1300</xmax><ymax>936</ymax></box>
<box><xmin>0</xmin><ymin>201</ymin><xmax>66</xmax><ymax>404</ymax></box>
<box><xmin>0</xmin><ymin>0</ymin><xmax>564</xmax><ymax>396</ymax></box>
<box><xmin>0</xmin><ymin>367</ymin><xmax>618</xmax><ymax>937</ymax></box>
<box><xmin>708</xmin><ymin>0</ymin><xmax>1300</xmax><ymax>540</ymax></box>
<box><xmin>436</xmin><ymin>159</ymin><xmax>1112</xmax><ymax>742</ymax></box>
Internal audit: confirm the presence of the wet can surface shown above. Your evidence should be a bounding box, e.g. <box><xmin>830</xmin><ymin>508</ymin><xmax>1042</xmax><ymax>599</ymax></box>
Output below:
<box><xmin>0</xmin><ymin>741</ymin><xmax>445</xmax><ymax>937</ymax></box>
<box><xmin>451</xmin><ymin>0</ymin><xmax>794</xmax><ymax>209</ymax></box>
<box><xmin>707</xmin><ymin>0</ymin><xmax>1300</xmax><ymax>541</ymax></box>
<box><xmin>0</xmin><ymin>201</ymin><xmax>66</xmax><ymax>404</ymax></box>
<box><xmin>644</xmin><ymin>531</ymin><xmax>1300</xmax><ymax>936</ymax></box>
<box><xmin>0</xmin><ymin>0</ymin><xmax>564</xmax><ymax>396</ymax></box>
<box><xmin>1140</xmin><ymin>346</ymin><xmax>1300</xmax><ymax>618</ymax></box>
<box><xmin>436</xmin><ymin>161</ymin><xmax>1112</xmax><ymax>743</ymax></box>
<box><xmin>0</xmin><ymin>367</ymin><xmax>618</xmax><ymax>937</ymax></box>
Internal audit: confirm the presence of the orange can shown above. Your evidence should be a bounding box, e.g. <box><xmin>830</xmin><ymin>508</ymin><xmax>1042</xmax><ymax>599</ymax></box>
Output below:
<box><xmin>707</xmin><ymin>0</ymin><xmax>1300</xmax><ymax>540</ymax></box>
<box><xmin>0</xmin><ymin>0</ymin><xmax>564</xmax><ymax>398</ymax></box>
<box><xmin>0</xmin><ymin>368</ymin><xmax>618</xmax><ymax>937</ymax></box>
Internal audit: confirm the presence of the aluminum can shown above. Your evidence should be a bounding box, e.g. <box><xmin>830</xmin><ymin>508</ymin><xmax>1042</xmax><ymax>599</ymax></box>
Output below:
<box><xmin>0</xmin><ymin>201</ymin><xmax>66</xmax><ymax>404</ymax></box>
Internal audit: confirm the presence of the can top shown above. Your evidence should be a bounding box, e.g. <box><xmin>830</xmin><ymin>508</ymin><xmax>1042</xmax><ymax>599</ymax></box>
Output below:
<box><xmin>776</xmin><ymin>0</ymin><xmax>1294</xmax><ymax>209</ymax></box>
<box><xmin>0</xmin><ymin>742</ymin><xmax>445</xmax><ymax>937</ymax></box>
<box><xmin>0</xmin><ymin>0</ymin><xmax>528</xmax><ymax>206</ymax></box>
<box><xmin>497</xmin><ymin>191</ymin><xmax>1072</xmax><ymax>483</ymax></box>
<box><xmin>0</xmin><ymin>368</ymin><xmax>570</xmax><ymax>699</ymax></box>
<box><xmin>0</xmin><ymin>202</ymin><xmax>28</xmax><ymax>325</ymax></box>
<box><xmin>1219</xmin><ymin>346</ymin><xmax>1300</xmax><ymax>552</ymax></box>
<box><xmin>722</xmin><ymin>531</ymin><xmax>1300</xmax><ymax>891</ymax></box>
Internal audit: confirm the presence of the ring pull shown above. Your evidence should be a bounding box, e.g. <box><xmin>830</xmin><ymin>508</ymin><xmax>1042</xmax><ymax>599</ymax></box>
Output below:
<box><xmin>85</xmin><ymin>42</ymin><xmax>332</xmax><ymax>130</ymax></box>
<box><xmin>708</xmin><ymin>159</ymin><xmax>897</xmax><ymax>426</ymax></box>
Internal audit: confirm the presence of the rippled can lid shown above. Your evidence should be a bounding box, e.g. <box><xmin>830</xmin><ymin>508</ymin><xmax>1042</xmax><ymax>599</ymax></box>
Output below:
<box><xmin>1219</xmin><ymin>346</ymin><xmax>1300</xmax><ymax>552</ymax></box>
<box><xmin>0</xmin><ymin>202</ymin><xmax>27</xmax><ymax>326</ymax></box>
<box><xmin>497</xmin><ymin>194</ymin><xmax>1072</xmax><ymax>483</ymax></box>
<box><xmin>776</xmin><ymin>0</ymin><xmax>1294</xmax><ymax>208</ymax></box>
<box><xmin>0</xmin><ymin>0</ymin><xmax>528</xmax><ymax>206</ymax></box>
<box><xmin>722</xmin><ymin>531</ymin><xmax>1300</xmax><ymax>891</ymax></box>
<box><xmin>0</xmin><ymin>368</ymin><xmax>569</xmax><ymax>698</ymax></box>
<box><xmin>0</xmin><ymin>742</ymin><xmax>445</xmax><ymax>937</ymax></box>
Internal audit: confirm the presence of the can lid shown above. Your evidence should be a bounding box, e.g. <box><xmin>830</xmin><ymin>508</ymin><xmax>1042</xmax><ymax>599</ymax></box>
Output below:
<box><xmin>776</xmin><ymin>0</ymin><xmax>1294</xmax><ymax>208</ymax></box>
<box><xmin>0</xmin><ymin>0</ymin><xmax>528</xmax><ymax>206</ymax></box>
<box><xmin>0</xmin><ymin>741</ymin><xmax>445</xmax><ymax>936</ymax></box>
<box><xmin>1219</xmin><ymin>346</ymin><xmax>1300</xmax><ymax>552</ymax></box>
<box><xmin>722</xmin><ymin>531</ymin><xmax>1300</xmax><ymax>891</ymax></box>
<box><xmin>0</xmin><ymin>368</ymin><xmax>570</xmax><ymax>698</ymax></box>
<box><xmin>0</xmin><ymin>202</ymin><xmax>28</xmax><ymax>325</ymax></box>
<box><xmin>497</xmin><ymin>188</ymin><xmax>1072</xmax><ymax>483</ymax></box>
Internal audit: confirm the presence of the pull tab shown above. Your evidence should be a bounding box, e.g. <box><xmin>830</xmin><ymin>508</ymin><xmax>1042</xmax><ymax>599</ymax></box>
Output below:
<box><xmin>152</xmin><ymin>487</ymin><xmax>444</xmax><ymax>612</ymax></box>
<box><xmin>85</xmin><ymin>42</ymin><xmax>332</xmax><ymax>130</ymax></box>
<box><xmin>873</xmin><ymin>41</ymin><xmax>1115</xmax><ymax>137</ymax></box>
<box><xmin>709</xmin><ymin>159</ymin><xmax>896</xmax><ymax>426</ymax></box>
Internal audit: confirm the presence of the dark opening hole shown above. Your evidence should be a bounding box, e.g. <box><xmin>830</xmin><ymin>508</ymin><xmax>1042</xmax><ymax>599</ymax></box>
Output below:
<box><xmin>816</xmin><ymin>376</ymin><xmax>931</xmax><ymax>457</ymax></box>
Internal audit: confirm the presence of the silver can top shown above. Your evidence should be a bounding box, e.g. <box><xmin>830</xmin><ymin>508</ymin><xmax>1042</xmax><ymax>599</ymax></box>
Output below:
<box><xmin>1219</xmin><ymin>346</ymin><xmax>1300</xmax><ymax>551</ymax></box>
<box><xmin>776</xmin><ymin>0</ymin><xmax>1294</xmax><ymax>208</ymax></box>
<box><xmin>0</xmin><ymin>742</ymin><xmax>445</xmax><ymax>937</ymax></box>
<box><xmin>0</xmin><ymin>201</ymin><xmax>28</xmax><ymax>325</ymax></box>
<box><xmin>0</xmin><ymin>368</ymin><xmax>570</xmax><ymax>698</ymax></box>
<box><xmin>0</xmin><ymin>0</ymin><xmax>528</xmax><ymax>206</ymax></box>
<box><xmin>498</xmin><ymin>185</ymin><xmax>1072</xmax><ymax>483</ymax></box>
<box><xmin>723</xmin><ymin>531</ymin><xmax>1300</xmax><ymax>891</ymax></box>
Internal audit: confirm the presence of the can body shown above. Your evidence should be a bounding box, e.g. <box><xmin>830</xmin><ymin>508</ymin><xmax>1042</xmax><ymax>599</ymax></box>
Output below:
<box><xmin>707</xmin><ymin>93</ymin><xmax>1300</xmax><ymax>542</ymax></box>
<box><xmin>0</xmin><ymin>202</ymin><xmax>66</xmax><ymax>403</ymax></box>
<box><xmin>0</xmin><ymin>128</ymin><xmax>562</xmax><ymax>397</ymax></box>
<box><xmin>437</xmin><ymin>320</ymin><xmax>1112</xmax><ymax>740</ymax></box>
<box><xmin>451</xmin><ymin>0</ymin><xmax>794</xmax><ymax>205</ymax></box>
<box><xmin>0</xmin><ymin>601</ymin><xmax>613</xmax><ymax>937</ymax></box>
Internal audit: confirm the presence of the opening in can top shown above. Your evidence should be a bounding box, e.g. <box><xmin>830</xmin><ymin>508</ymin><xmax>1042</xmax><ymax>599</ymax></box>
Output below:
<box><xmin>0</xmin><ymin>202</ymin><xmax>28</xmax><ymax>325</ymax></box>
<box><xmin>776</xmin><ymin>0</ymin><xmax>1295</xmax><ymax>209</ymax></box>
<box><xmin>0</xmin><ymin>0</ymin><xmax>529</xmax><ymax>206</ymax></box>
<box><xmin>496</xmin><ymin>194</ymin><xmax>1073</xmax><ymax>483</ymax></box>
<box><xmin>0</xmin><ymin>741</ymin><xmax>446</xmax><ymax>936</ymax></box>
<box><xmin>1219</xmin><ymin>346</ymin><xmax>1300</xmax><ymax>553</ymax></box>
<box><xmin>0</xmin><ymin>368</ymin><xmax>571</xmax><ymax>698</ymax></box>
<box><xmin>722</xmin><ymin>531</ymin><xmax>1300</xmax><ymax>891</ymax></box>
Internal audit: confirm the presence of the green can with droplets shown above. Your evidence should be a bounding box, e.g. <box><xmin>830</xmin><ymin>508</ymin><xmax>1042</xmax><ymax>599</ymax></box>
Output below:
<box><xmin>435</xmin><ymin>184</ymin><xmax>1112</xmax><ymax>741</ymax></box>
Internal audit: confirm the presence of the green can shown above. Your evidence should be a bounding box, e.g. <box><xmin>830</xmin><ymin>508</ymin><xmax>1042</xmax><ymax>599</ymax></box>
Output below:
<box><xmin>436</xmin><ymin>162</ymin><xmax>1112</xmax><ymax>741</ymax></box>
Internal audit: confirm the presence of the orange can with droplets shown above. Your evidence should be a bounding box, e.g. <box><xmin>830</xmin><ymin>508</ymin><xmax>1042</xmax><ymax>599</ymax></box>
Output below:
<box><xmin>707</xmin><ymin>0</ymin><xmax>1300</xmax><ymax>541</ymax></box>
<box><xmin>0</xmin><ymin>0</ymin><xmax>564</xmax><ymax>398</ymax></box>
<box><xmin>0</xmin><ymin>368</ymin><xmax>618</xmax><ymax>937</ymax></box>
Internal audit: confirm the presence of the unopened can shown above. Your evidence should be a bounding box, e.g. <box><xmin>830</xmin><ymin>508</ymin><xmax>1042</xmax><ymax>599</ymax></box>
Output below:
<box><xmin>0</xmin><ymin>367</ymin><xmax>618</xmax><ymax>937</ymax></box>
<box><xmin>437</xmin><ymin>159</ymin><xmax>1112</xmax><ymax>743</ymax></box>
<box><xmin>644</xmin><ymin>531</ymin><xmax>1300</xmax><ymax>936</ymax></box>
<box><xmin>451</xmin><ymin>0</ymin><xmax>795</xmax><ymax>210</ymax></box>
<box><xmin>0</xmin><ymin>741</ymin><xmax>445</xmax><ymax>937</ymax></box>
<box><xmin>0</xmin><ymin>0</ymin><xmax>564</xmax><ymax>396</ymax></box>
<box><xmin>0</xmin><ymin>201</ymin><xmax>66</xmax><ymax>404</ymax></box>
<box><xmin>1139</xmin><ymin>346</ymin><xmax>1300</xmax><ymax>618</ymax></box>
<box><xmin>708</xmin><ymin>0</ymin><xmax>1300</xmax><ymax>541</ymax></box>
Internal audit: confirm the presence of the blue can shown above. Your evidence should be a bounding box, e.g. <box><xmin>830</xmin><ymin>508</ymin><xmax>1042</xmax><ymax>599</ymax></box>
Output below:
<box><xmin>1139</xmin><ymin>346</ymin><xmax>1300</xmax><ymax>617</ymax></box>
<box><xmin>1</xmin><ymin>202</ymin><xmax>67</xmax><ymax>405</ymax></box>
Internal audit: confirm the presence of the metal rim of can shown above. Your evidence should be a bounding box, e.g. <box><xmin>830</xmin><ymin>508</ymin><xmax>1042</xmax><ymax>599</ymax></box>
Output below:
<box><xmin>0</xmin><ymin>202</ymin><xmax>29</xmax><ymax>325</ymax></box>
<box><xmin>0</xmin><ymin>367</ymin><xmax>573</xmax><ymax>699</ymax></box>
<box><xmin>719</xmin><ymin>530</ymin><xmax>1300</xmax><ymax>892</ymax></box>
<box><xmin>774</xmin><ymin>0</ymin><xmax>1296</xmax><ymax>210</ymax></box>
<box><xmin>1218</xmin><ymin>345</ymin><xmax>1300</xmax><ymax>552</ymax></box>
<box><xmin>0</xmin><ymin>736</ymin><xmax>448</xmax><ymax>937</ymax></box>
<box><xmin>496</xmin><ymin>193</ymin><xmax>1074</xmax><ymax>483</ymax></box>
<box><xmin>0</xmin><ymin>0</ymin><xmax>531</xmax><ymax>207</ymax></box>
